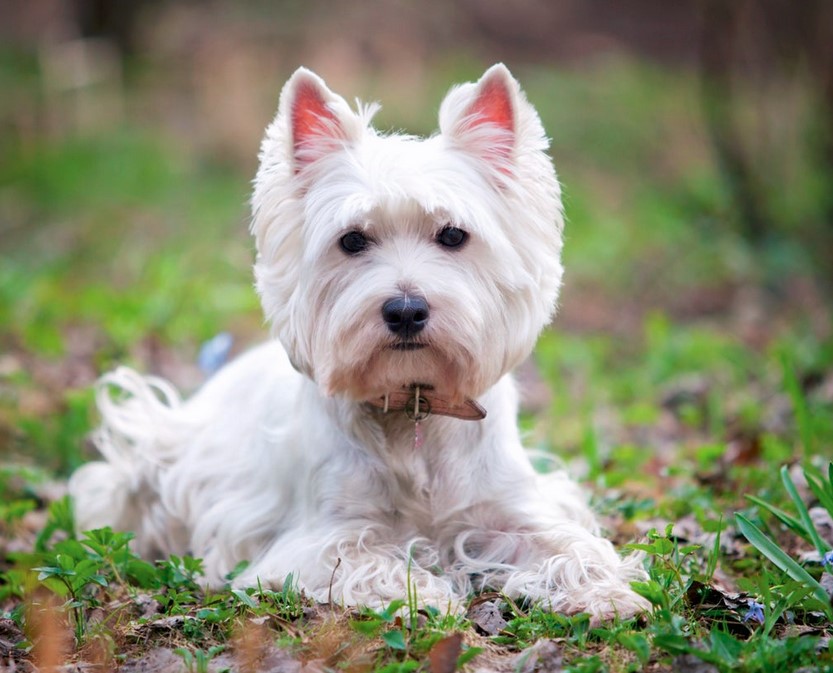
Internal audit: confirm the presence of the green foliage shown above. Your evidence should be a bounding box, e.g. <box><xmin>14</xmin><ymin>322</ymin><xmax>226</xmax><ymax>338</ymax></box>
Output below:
<box><xmin>31</xmin><ymin>528</ymin><xmax>142</xmax><ymax>644</ymax></box>
<box><xmin>0</xmin><ymin>131</ymin><xmax>256</xmax><ymax>363</ymax></box>
<box><xmin>737</xmin><ymin>461</ymin><xmax>833</xmax><ymax>620</ymax></box>
<box><xmin>174</xmin><ymin>645</ymin><xmax>227</xmax><ymax>673</ymax></box>
<box><xmin>495</xmin><ymin>608</ymin><xmax>593</xmax><ymax>649</ymax></box>
<box><xmin>350</xmin><ymin>597</ymin><xmax>476</xmax><ymax>670</ymax></box>
<box><xmin>35</xmin><ymin>495</ymin><xmax>76</xmax><ymax>551</ymax></box>
<box><xmin>6</xmin><ymin>326</ymin><xmax>829</xmax><ymax>670</ymax></box>
<box><xmin>16</xmin><ymin>390</ymin><xmax>94</xmax><ymax>475</ymax></box>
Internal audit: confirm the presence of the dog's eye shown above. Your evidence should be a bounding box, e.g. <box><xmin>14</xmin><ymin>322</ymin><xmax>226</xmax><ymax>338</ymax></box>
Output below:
<box><xmin>436</xmin><ymin>226</ymin><xmax>468</xmax><ymax>249</ymax></box>
<box><xmin>339</xmin><ymin>231</ymin><xmax>370</xmax><ymax>255</ymax></box>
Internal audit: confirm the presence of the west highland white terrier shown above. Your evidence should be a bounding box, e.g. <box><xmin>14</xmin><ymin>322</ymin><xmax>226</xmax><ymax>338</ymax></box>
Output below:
<box><xmin>69</xmin><ymin>64</ymin><xmax>648</xmax><ymax>620</ymax></box>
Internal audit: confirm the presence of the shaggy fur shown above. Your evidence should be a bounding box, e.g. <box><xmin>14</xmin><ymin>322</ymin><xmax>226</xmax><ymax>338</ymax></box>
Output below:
<box><xmin>69</xmin><ymin>64</ymin><xmax>649</xmax><ymax>619</ymax></box>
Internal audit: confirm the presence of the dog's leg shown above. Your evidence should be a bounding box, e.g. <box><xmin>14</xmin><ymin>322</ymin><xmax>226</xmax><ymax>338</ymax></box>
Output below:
<box><xmin>235</xmin><ymin>526</ymin><xmax>460</xmax><ymax>611</ymax></box>
<box><xmin>498</xmin><ymin>522</ymin><xmax>648</xmax><ymax>621</ymax></box>
<box><xmin>448</xmin><ymin>500</ymin><xmax>649</xmax><ymax>621</ymax></box>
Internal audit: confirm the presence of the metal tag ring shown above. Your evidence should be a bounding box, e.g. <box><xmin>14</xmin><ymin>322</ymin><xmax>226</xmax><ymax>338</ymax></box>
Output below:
<box><xmin>406</xmin><ymin>396</ymin><xmax>430</xmax><ymax>421</ymax></box>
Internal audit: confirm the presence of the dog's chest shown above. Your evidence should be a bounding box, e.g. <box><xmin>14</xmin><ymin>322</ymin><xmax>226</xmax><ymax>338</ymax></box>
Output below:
<box><xmin>380</xmin><ymin>421</ymin><xmax>464</xmax><ymax>533</ymax></box>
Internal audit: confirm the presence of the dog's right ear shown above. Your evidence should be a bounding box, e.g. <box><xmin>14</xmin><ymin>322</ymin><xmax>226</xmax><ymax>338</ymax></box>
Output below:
<box><xmin>279</xmin><ymin>68</ymin><xmax>358</xmax><ymax>173</ymax></box>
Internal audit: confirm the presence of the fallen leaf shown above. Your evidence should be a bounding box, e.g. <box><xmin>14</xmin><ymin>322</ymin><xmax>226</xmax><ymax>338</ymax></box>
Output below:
<box><xmin>513</xmin><ymin>639</ymin><xmax>563</xmax><ymax>673</ymax></box>
<box><xmin>119</xmin><ymin>647</ymin><xmax>187</xmax><ymax>673</ymax></box>
<box><xmin>468</xmin><ymin>600</ymin><xmax>507</xmax><ymax>636</ymax></box>
<box><xmin>810</xmin><ymin>507</ymin><xmax>833</xmax><ymax>547</ymax></box>
<box><xmin>0</xmin><ymin>617</ymin><xmax>30</xmax><ymax>667</ymax></box>
<box><xmin>428</xmin><ymin>632</ymin><xmax>462</xmax><ymax>673</ymax></box>
<box><xmin>684</xmin><ymin>580</ymin><xmax>754</xmax><ymax>635</ymax></box>
<box><xmin>820</xmin><ymin>572</ymin><xmax>833</xmax><ymax>600</ymax></box>
<box><xmin>672</xmin><ymin>653</ymin><xmax>719</xmax><ymax>673</ymax></box>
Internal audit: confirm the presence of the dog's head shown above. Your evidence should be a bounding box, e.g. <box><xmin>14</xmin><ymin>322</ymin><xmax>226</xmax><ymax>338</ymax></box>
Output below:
<box><xmin>251</xmin><ymin>64</ymin><xmax>563</xmax><ymax>405</ymax></box>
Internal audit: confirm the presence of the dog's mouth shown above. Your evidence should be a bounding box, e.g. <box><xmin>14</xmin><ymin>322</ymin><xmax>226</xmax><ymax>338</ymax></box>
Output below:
<box><xmin>389</xmin><ymin>342</ymin><xmax>427</xmax><ymax>352</ymax></box>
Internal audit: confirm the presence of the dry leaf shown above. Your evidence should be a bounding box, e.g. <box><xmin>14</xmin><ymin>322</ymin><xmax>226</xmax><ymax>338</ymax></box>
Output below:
<box><xmin>513</xmin><ymin>639</ymin><xmax>563</xmax><ymax>673</ymax></box>
<box><xmin>428</xmin><ymin>632</ymin><xmax>462</xmax><ymax>673</ymax></box>
<box><xmin>468</xmin><ymin>600</ymin><xmax>507</xmax><ymax>636</ymax></box>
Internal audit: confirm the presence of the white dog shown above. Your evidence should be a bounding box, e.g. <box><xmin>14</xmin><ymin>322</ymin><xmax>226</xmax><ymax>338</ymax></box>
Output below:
<box><xmin>69</xmin><ymin>64</ymin><xmax>648</xmax><ymax>620</ymax></box>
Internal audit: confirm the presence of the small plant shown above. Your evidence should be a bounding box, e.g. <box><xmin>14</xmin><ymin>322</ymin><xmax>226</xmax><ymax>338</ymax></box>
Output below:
<box><xmin>174</xmin><ymin>645</ymin><xmax>227</xmax><ymax>673</ymax></box>
<box><xmin>494</xmin><ymin>606</ymin><xmax>591</xmax><ymax>649</ymax></box>
<box><xmin>628</xmin><ymin>523</ymin><xmax>704</xmax><ymax>614</ymax></box>
<box><xmin>350</xmin><ymin>582</ymin><xmax>478</xmax><ymax>672</ymax></box>
<box><xmin>0</xmin><ymin>498</ymin><xmax>36</xmax><ymax>529</ymax></box>
<box><xmin>34</xmin><ymin>495</ymin><xmax>75</xmax><ymax>551</ymax></box>
<box><xmin>352</xmin><ymin>598</ymin><xmax>410</xmax><ymax>646</ymax></box>
<box><xmin>30</xmin><ymin>527</ymin><xmax>159</xmax><ymax>644</ymax></box>
<box><xmin>33</xmin><ymin>538</ymin><xmax>108</xmax><ymax>644</ymax></box>
<box><xmin>155</xmin><ymin>555</ymin><xmax>206</xmax><ymax>614</ymax></box>
<box><xmin>245</xmin><ymin>572</ymin><xmax>306</xmax><ymax>622</ymax></box>
<box><xmin>736</xmin><ymin>462</ymin><xmax>833</xmax><ymax>621</ymax></box>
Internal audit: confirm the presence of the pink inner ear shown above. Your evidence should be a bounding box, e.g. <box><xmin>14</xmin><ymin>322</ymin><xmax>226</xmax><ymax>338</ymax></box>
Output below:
<box><xmin>467</xmin><ymin>77</ymin><xmax>514</xmax><ymax>134</ymax></box>
<box><xmin>291</xmin><ymin>80</ymin><xmax>339</xmax><ymax>158</ymax></box>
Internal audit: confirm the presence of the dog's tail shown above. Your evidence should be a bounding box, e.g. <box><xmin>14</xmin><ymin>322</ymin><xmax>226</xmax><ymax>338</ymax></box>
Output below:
<box><xmin>69</xmin><ymin>367</ymin><xmax>191</xmax><ymax>550</ymax></box>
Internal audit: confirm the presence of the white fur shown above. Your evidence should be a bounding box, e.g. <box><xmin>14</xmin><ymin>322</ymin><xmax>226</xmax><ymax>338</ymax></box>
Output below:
<box><xmin>69</xmin><ymin>64</ymin><xmax>648</xmax><ymax>620</ymax></box>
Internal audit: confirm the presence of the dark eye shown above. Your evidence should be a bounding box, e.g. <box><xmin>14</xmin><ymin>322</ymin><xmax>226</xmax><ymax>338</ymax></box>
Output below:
<box><xmin>339</xmin><ymin>231</ymin><xmax>369</xmax><ymax>255</ymax></box>
<box><xmin>436</xmin><ymin>226</ymin><xmax>468</xmax><ymax>249</ymax></box>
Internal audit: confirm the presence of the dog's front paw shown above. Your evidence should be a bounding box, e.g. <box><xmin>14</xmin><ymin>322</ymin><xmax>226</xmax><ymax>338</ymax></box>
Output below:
<box><xmin>572</xmin><ymin>585</ymin><xmax>651</xmax><ymax>625</ymax></box>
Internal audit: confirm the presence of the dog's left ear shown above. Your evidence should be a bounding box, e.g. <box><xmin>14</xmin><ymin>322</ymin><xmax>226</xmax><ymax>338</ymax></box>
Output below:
<box><xmin>439</xmin><ymin>63</ymin><xmax>518</xmax><ymax>172</ymax></box>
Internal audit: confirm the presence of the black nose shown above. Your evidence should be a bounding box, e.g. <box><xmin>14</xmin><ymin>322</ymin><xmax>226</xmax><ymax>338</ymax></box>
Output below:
<box><xmin>382</xmin><ymin>296</ymin><xmax>429</xmax><ymax>336</ymax></box>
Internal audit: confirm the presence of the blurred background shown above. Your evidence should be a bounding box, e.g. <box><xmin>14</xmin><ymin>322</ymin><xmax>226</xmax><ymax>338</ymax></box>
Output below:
<box><xmin>1</xmin><ymin>0</ymin><xmax>832</xmax><ymax>472</ymax></box>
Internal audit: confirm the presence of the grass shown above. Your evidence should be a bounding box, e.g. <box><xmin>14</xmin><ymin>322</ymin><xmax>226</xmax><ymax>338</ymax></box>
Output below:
<box><xmin>1</xmin><ymin>52</ymin><xmax>832</xmax><ymax>671</ymax></box>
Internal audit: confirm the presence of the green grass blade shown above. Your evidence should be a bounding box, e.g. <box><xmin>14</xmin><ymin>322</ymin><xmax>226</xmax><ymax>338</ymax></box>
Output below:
<box><xmin>706</xmin><ymin>516</ymin><xmax>723</xmax><ymax>581</ymax></box>
<box><xmin>780</xmin><ymin>353</ymin><xmax>814</xmax><ymax>455</ymax></box>
<box><xmin>805</xmin><ymin>471</ymin><xmax>833</xmax><ymax>523</ymax></box>
<box><xmin>827</xmin><ymin>461</ymin><xmax>833</xmax><ymax>498</ymax></box>
<box><xmin>819</xmin><ymin>461</ymin><xmax>833</xmax><ymax>504</ymax></box>
<box><xmin>745</xmin><ymin>495</ymin><xmax>809</xmax><ymax>541</ymax></box>
<box><xmin>735</xmin><ymin>513</ymin><xmax>832</xmax><ymax>619</ymax></box>
<box><xmin>781</xmin><ymin>465</ymin><xmax>828</xmax><ymax>555</ymax></box>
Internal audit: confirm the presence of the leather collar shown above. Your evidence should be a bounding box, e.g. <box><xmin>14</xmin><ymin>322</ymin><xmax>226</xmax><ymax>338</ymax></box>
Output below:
<box><xmin>366</xmin><ymin>385</ymin><xmax>487</xmax><ymax>421</ymax></box>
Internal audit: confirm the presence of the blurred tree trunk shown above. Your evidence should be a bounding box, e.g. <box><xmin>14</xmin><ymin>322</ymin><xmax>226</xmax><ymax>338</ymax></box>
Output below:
<box><xmin>71</xmin><ymin>0</ymin><xmax>155</xmax><ymax>56</ymax></box>
<box><xmin>699</xmin><ymin>0</ymin><xmax>833</xmax><ymax>294</ymax></box>
<box><xmin>699</xmin><ymin>0</ymin><xmax>768</xmax><ymax>244</ymax></box>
